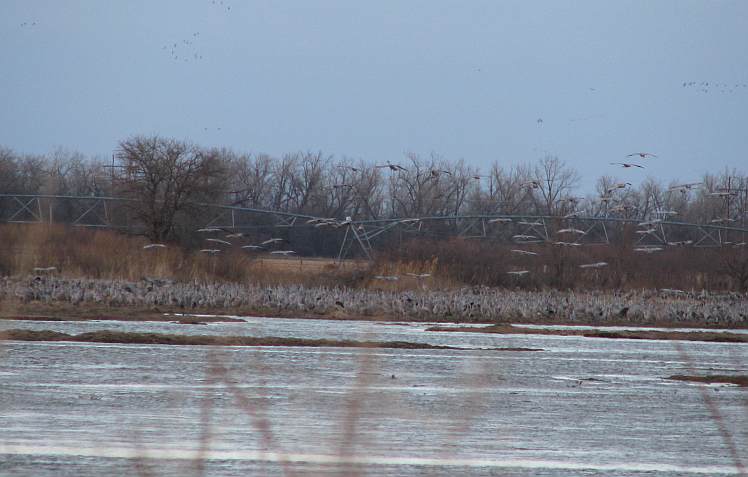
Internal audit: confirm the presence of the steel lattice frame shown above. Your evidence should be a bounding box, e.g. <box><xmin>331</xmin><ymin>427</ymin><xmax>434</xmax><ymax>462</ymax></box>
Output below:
<box><xmin>1</xmin><ymin>194</ymin><xmax>746</xmax><ymax>260</ymax></box>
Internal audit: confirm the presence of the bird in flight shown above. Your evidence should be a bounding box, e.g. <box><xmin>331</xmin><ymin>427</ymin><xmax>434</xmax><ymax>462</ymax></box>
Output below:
<box><xmin>610</xmin><ymin>162</ymin><xmax>644</xmax><ymax>169</ymax></box>
<box><xmin>270</xmin><ymin>250</ymin><xmax>296</xmax><ymax>256</ymax></box>
<box><xmin>143</xmin><ymin>244</ymin><xmax>166</xmax><ymax>250</ymax></box>
<box><xmin>627</xmin><ymin>152</ymin><xmax>657</xmax><ymax>159</ymax></box>
<box><xmin>205</xmin><ymin>238</ymin><xmax>232</xmax><ymax>246</ymax></box>
<box><xmin>522</xmin><ymin>180</ymin><xmax>541</xmax><ymax>189</ymax></box>
<box><xmin>605</xmin><ymin>183</ymin><xmax>632</xmax><ymax>195</ymax></box>
<box><xmin>511</xmin><ymin>249</ymin><xmax>538</xmax><ymax>256</ymax></box>
<box><xmin>579</xmin><ymin>262</ymin><xmax>608</xmax><ymax>269</ymax></box>
<box><xmin>261</xmin><ymin>238</ymin><xmax>285</xmax><ymax>245</ymax></box>
<box><xmin>375</xmin><ymin>161</ymin><xmax>407</xmax><ymax>172</ymax></box>
<box><xmin>668</xmin><ymin>182</ymin><xmax>702</xmax><ymax>194</ymax></box>
<box><xmin>430</xmin><ymin>169</ymin><xmax>452</xmax><ymax>178</ymax></box>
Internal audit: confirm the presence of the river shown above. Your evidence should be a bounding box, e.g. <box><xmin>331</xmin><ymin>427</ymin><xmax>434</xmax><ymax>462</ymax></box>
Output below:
<box><xmin>1</xmin><ymin>316</ymin><xmax>746</xmax><ymax>476</ymax></box>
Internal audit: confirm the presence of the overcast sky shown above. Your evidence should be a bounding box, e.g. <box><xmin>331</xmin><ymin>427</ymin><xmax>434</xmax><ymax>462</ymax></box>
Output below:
<box><xmin>1</xmin><ymin>0</ymin><xmax>747</xmax><ymax>190</ymax></box>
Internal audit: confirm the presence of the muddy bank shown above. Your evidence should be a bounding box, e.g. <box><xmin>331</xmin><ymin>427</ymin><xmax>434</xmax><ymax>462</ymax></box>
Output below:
<box><xmin>667</xmin><ymin>375</ymin><xmax>748</xmax><ymax>386</ymax></box>
<box><xmin>427</xmin><ymin>324</ymin><xmax>748</xmax><ymax>343</ymax></box>
<box><xmin>0</xmin><ymin>329</ymin><xmax>540</xmax><ymax>351</ymax></box>
<box><xmin>0</xmin><ymin>303</ymin><xmax>245</xmax><ymax>323</ymax></box>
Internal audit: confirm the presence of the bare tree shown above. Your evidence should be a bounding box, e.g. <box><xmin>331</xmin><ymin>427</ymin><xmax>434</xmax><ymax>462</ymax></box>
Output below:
<box><xmin>531</xmin><ymin>155</ymin><xmax>580</xmax><ymax>215</ymax></box>
<box><xmin>115</xmin><ymin>136</ymin><xmax>227</xmax><ymax>241</ymax></box>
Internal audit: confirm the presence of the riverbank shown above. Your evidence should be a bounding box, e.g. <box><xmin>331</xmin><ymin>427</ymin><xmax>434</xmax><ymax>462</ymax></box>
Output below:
<box><xmin>0</xmin><ymin>329</ymin><xmax>541</xmax><ymax>351</ymax></box>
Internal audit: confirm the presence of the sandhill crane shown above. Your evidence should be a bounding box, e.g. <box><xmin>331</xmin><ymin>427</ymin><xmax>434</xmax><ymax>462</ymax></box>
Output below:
<box><xmin>261</xmin><ymin>238</ymin><xmax>284</xmax><ymax>245</ymax></box>
<box><xmin>406</xmin><ymin>273</ymin><xmax>432</xmax><ymax>278</ymax></box>
<box><xmin>708</xmin><ymin>191</ymin><xmax>737</xmax><ymax>198</ymax></box>
<box><xmin>336</xmin><ymin>165</ymin><xmax>361</xmax><ymax>173</ymax></box>
<box><xmin>200</xmin><ymin>249</ymin><xmax>221</xmax><ymax>254</ymax></box>
<box><xmin>579</xmin><ymin>262</ymin><xmax>608</xmax><ymax>269</ymax></box>
<box><xmin>667</xmin><ymin>240</ymin><xmax>693</xmax><ymax>246</ymax></box>
<box><xmin>634</xmin><ymin>246</ymin><xmax>663</xmax><ymax>253</ymax></box>
<box><xmin>488</xmin><ymin>217</ymin><xmax>512</xmax><ymax>224</ymax></box>
<box><xmin>513</xmin><ymin>234</ymin><xmax>537</xmax><ymax>240</ymax></box>
<box><xmin>553</xmin><ymin>241</ymin><xmax>581</xmax><ymax>247</ymax></box>
<box><xmin>33</xmin><ymin>267</ymin><xmax>57</xmax><ymax>273</ymax></box>
<box><xmin>373</xmin><ymin>275</ymin><xmax>399</xmax><ymax>281</ymax></box>
<box><xmin>143</xmin><ymin>244</ymin><xmax>166</xmax><ymax>250</ymax></box>
<box><xmin>375</xmin><ymin>161</ymin><xmax>407</xmax><ymax>172</ymax></box>
<box><xmin>205</xmin><ymin>238</ymin><xmax>232</xmax><ymax>246</ymax></box>
<box><xmin>610</xmin><ymin>162</ymin><xmax>644</xmax><ymax>169</ymax></box>
<box><xmin>225</xmin><ymin>233</ymin><xmax>246</xmax><ymax>239</ymax></box>
<box><xmin>518</xmin><ymin>221</ymin><xmax>543</xmax><ymax>226</ymax></box>
<box><xmin>429</xmin><ymin>169</ymin><xmax>452</xmax><ymax>178</ymax></box>
<box><xmin>557</xmin><ymin>228</ymin><xmax>585</xmax><ymax>235</ymax></box>
<box><xmin>605</xmin><ymin>183</ymin><xmax>632</xmax><ymax>195</ymax></box>
<box><xmin>522</xmin><ymin>180</ymin><xmax>541</xmax><ymax>189</ymax></box>
<box><xmin>660</xmin><ymin>288</ymin><xmax>685</xmax><ymax>295</ymax></box>
<box><xmin>559</xmin><ymin>196</ymin><xmax>584</xmax><ymax>203</ymax></box>
<box><xmin>668</xmin><ymin>182</ymin><xmax>701</xmax><ymax>194</ymax></box>
<box><xmin>511</xmin><ymin>249</ymin><xmax>538</xmax><ymax>256</ymax></box>
<box><xmin>241</xmin><ymin>245</ymin><xmax>265</xmax><ymax>250</ymax></box>
<box><xmin>399</xmin><ymin>218</ymin><xmax>421</xmax><ymax>225</ymax></box>
<box><xmin>197</xmin><ymin>227</ymin><xmax>223</xmax><ymax>233</ymax></box>
<box><xmin>638</xmin><ymin>219</ymin><xmax>661</xmax><ymax>227</ymax></box>
<box><xmin>507</xmin><ymin>270</ymin><xmax>530</xmax><ymax>276</ymax></box>
<box><xmin>627</xmin><ymin>152</ymin><xmax>657</xmax><ymax>158</ymax></box>
<box><xmin>270</xmin><ymin>250</ymin><xmax>296</xmax><ymax>256</ymax></box>
<box><xmin>610</xmin><ymin>204</ymin><xmax>638</xmax><ymax>213</ymax></box>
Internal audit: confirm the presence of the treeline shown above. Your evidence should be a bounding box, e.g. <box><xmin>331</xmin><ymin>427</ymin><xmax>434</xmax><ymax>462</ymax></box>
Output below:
<box><xmin>1</xmin><ymin>136</ymin><xmax>747</xmax><ymax>243</ymax></box>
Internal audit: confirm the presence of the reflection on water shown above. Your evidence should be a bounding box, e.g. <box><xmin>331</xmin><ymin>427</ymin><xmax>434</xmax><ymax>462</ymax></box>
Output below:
<box><xmin>1</xmin><ymin>316</ymin><xmax>746</xmax><ymax>476</ymax></box>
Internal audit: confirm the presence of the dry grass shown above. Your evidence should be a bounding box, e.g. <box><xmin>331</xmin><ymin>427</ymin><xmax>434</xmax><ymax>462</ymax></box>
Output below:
<box><xmin>0</xmin><ymin>224</ymin><xmax>366</xmax><ymax>286</ymax></box>
<box><xmin>1</xmin><ymin>223</ymin><xmax>747</xmax><ymax>292</ymax></box>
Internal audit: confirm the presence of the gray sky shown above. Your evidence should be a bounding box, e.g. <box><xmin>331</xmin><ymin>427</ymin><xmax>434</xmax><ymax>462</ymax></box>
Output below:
<box><xmin>1</xmin><ymin>0</ymin><xmax>747</xmax><ymax>190</ymax></box>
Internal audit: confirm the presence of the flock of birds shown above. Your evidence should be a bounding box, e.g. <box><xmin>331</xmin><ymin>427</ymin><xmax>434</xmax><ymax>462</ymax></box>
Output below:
<box><xmin>162</xmin><ymin>32</ymin><xmax>204</xmax><ymax>63</ymax></box>
<box><xmin>6</xmin><ymin>276</ymin><xmax>747</xmax><ymax>327</ymax></box>
<box><xmin>682</xmin><ymin>81</ymin><xmax>748</xmax><ymax>94</ymax></box>
<box><xmin>145</xmin><ymin>228</ymin><xmax>303</xmax><ymax>256</ymax></box>
<box><xmin>496</xmin><ymin>152</ymin><xmax>747</xmax><ymax>275</ymax></box>
<box><xmin>139</xmin><ymin>150</ymin><xmax>744</xmax><ymax>278</ymax></box>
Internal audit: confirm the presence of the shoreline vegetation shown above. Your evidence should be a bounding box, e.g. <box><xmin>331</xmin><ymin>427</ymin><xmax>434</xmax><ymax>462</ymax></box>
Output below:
<box><xmin>0</xmin><ymin>329</ymin><xmax>540</xmax><ymax>351</ymax></box>
<box><xmin>426</xmin><ymin>324</ymin><xmax>748</xmax><ymax>343</ymax></box>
